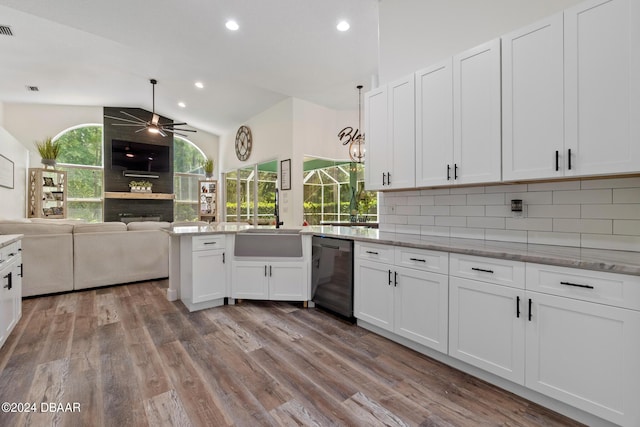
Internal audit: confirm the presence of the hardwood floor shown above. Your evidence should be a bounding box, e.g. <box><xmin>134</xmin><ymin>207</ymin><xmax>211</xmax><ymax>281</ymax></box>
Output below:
<box><xmin>0</xmin><ymin>281</ymin><xmax>584</xmax><ymax>427</ymax></box>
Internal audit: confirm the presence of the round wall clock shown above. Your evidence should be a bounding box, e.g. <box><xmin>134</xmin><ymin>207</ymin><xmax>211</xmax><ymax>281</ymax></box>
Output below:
<box><xmin>235</xmin><ymin>125</ymin><xmax>252</xmax><ymax>161</ymax></box>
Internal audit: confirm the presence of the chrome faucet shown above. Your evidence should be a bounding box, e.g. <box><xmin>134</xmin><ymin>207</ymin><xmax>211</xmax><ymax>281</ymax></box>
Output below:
<box><xmin>274</xmin><ymin>188</ymin><xmax>284</xmax><ymax>228</ymax></box>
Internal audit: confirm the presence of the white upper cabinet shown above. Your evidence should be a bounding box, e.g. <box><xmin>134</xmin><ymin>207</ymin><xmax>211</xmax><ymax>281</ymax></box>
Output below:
<box><xmin>415</xmin><ymin>59</ymin><xmax>454</xmax><ymax>187</ymax></box>
<box><xmin>365</xmin><ymin>75</ymin><xmax>416</xmax><ymax>191</ymax></box>
<box><xmin>564</xmin><ymin>0</ymin><xmax>640</xmax><ymax>176</ymax></box>
<box><xmin>502</xmin><ymin>14</ymin><xmax>564</xmax><ymax>181</ymax></box>
<box><xmin>453</xmin><ymin>39</ymin><xmax>502</xmax><ymax>185</ymax></box>
<box><xmin>364</xmin><ymin>86</ymin><xmax>389</xmax><ymax>191</ymax></box>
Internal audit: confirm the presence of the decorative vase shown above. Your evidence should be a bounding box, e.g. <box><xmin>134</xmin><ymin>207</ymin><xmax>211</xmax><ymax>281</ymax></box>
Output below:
<box><xmin>41</xmin><ymin>158</ymin><xmax>57</xmax><ymax>169</ymax></box>
<box><xmin>205</xmin><ymin>172</ymin><xmax>213</xmax><ymax>179</ymax></box>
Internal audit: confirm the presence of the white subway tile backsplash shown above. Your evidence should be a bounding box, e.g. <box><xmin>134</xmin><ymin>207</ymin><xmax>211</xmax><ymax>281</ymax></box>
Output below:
<box><xmin>485</xmin><ymin>205</ymin><xmax>511</xmax><ymax>217</ymax></box>
<box><xmin>450</xmin><ymin>186</ymin><xmax>486</xmax><ymax>195</ymax></box>
<box><xmin>408</xmin><ymin>215</ymin><xmax>435</xmax><ymax>226</ymax></box>
<box><xmin>528</xmin><ymin>231</ymin><xmax>581</xmax><ymax>247</ymax></box>
<box><xmin>435</xmin><ymin>194</ymin><xmax>467</xmax><ymax>206</ymax></box>
<box><xmin>553</xmin><ymin>219</ymin><xmax>612</xmax><ymax>234</ymax></box>
<box><xmin>528</xmin><ymin>181</ymin><xmax>580</xmax><ymax>191</ymax></box>
<box><xmin>421</xmin><ymin>188</ymin><xmax>451</xmax><ymax>196</ymax></box>
<box><xmin>467</xmin><ymin>217</ymin><xmax>505</xmax><ymax>229</ymax></box>
<box><xmin>435</xmin><ymin>216</ymin><xmax>466</xmax><ymax>227</ymax></box>
<box><xmin>451</xmin><ymin>227</ymin><xmax>485</xmax><ymax>239</ymax></box>
<box><xmin>553</xmin><ymin>189</ymin><xmax>612</xmax><ymax>205</ymax></box>
<box><xmin>582</xmin><ymin>204</ymin><xmax>640</xmax><ymax>219</ymax></box>
<box><xmin>505</xmin><ymin>218</ymin><xmax>552</xmax><ymax>231</ymax></box>
<box><xmin>396</xmin><ymin>205</ymin><xmax>421</xmax><ymax>216</ymax></box>
<box><xmin>420</xmin><ymin>225</ymin><xmax>450</xmax><ymax>237</ymax></box>
<box><xmin>485</xmin><ymin>229</ymin><xmax>527</xmax><ymax>243</ymax></box>
<box><xmin>613</xmin><ymin>220</ymin><xmax>640</xmax><ymax>236</ymax></box>
<box><xmin>526</xmin><ymin>204</ymin><xmax>580</xmax><ymax>218</ymax></box>
<box><xmin>613</xmin><ymin>188</ymin><xmax>640</xmax><ymax>204</ymax></box>
<box><xmin>378</xmin><ymin>177</ymin><xmax>640</xmax><ymax>251</ymax></box>
<box><xmin>506</xmin><ymin>191</ymin><xmax>552</xmax><ymax>205</ymax></box>
<box><xmin>467</xmin><ymin>193</ymin><xmax>505</xmax><ymax>205</ymax></box>
<box><xmin>581</xmin><ymin>177</ymin><xmax>640</xmax><ymax>189</ymax></box>
<box><xmin>450</xmin><ymin>205</ymin><xmax>485</xmax><ymax>217</ymax></box>
<box><xmin>581</xmin><ymin>234</ymin><xmax>640</xmax><ymax>251</ymax></box>
<box><xmin>421</xmin><ymin>206</ymin><xmax>450</xmax><ymax>216</ymax></box>
<box><xmin>485</xmin><ymin>184</ymin><xmax>528</xmax><ymax>193</ymax></box>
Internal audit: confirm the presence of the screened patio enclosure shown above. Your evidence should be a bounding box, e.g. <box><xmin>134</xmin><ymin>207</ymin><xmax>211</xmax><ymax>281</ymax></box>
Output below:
<box><xmin>224</xmin><ymin>158</ymin><xmax>377</xmax><ymax>226</ymax></box>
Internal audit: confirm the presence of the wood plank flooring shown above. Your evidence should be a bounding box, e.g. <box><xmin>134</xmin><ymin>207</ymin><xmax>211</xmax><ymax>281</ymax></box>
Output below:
<box><xmin>0</xmin><ymin>281</ymin><xmax>584</xmax><ymax>427</ymax></box>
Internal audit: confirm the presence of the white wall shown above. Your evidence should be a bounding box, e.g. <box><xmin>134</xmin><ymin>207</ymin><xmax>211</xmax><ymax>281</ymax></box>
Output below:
<box><xmin>0</xmin><ymin>103</ymin><xmax>29</xmax><ymax>218</ymax></box>
<box><xmin>378</xmin><ymin>0</ymin><xmax>584</xmax><ymax>84</ymax></box>
<box><xmin>2</xmin><ymin>103</ymin><xmax>219</xmax><ymax>169</ymax></box>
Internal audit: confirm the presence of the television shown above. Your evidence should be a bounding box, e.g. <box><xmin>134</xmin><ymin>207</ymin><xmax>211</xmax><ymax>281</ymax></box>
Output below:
<box><xmin>111</xmin><ymin>139</ymin><xmax>170</xmax><ymax>173</ymax></box>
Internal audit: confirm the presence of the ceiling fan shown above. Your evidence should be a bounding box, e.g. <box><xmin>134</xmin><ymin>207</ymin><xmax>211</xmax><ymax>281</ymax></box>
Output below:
<box><xmin>104</xmin><ymin>79</ymin><xmax>196</xmax><ymax>138</ymax></box>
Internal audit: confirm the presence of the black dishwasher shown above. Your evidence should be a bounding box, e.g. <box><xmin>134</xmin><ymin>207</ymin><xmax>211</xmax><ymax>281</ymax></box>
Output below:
<box><xmin>311</xmin><ymin>236</ymin><xmax>354</xmax><ymax>320</ymax></box>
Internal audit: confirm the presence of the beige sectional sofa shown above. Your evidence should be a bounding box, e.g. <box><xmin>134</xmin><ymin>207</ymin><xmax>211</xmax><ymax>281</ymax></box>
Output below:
<box><xmin>0</xmin><ymin>219</ymin><xmax>171</xmax><ymax>297</ymax></box>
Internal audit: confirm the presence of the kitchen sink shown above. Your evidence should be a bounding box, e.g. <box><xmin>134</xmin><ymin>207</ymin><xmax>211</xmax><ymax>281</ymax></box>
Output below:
<box><xmin>234</xmin><ymin>228</ymin><xmax>303</xmax><ymax>257</ymax></box>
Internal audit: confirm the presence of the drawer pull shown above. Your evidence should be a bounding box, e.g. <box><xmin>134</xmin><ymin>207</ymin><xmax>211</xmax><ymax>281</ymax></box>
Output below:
<box><xmin>388</xmin><ymin>270</ymin><xmax>392</xmax><ymax>285</ymax></box>
<box><xmin>560</xmin><ymin>281</ymin><xmax>594</xmax><ymax>290</ymax></box>
<box><xmin>8</xmin><ymin>252</ymin><xmax>15</xmax><ymax>257</ymax></box>
<box><xmin>409</xmin><ymin>258</ymin><xmax>426</xmax><ymax>263</ymax></box>
<box><xmin>471</xmin><ymin>267</ymin><xmax>494</xmax><ymax>274</ymax></box>
<box><xmin>516</xmin><ymin>296</ymin><xmax>520</xmax><ymax>318</ymax></box>
<box><xmin>528</xmin><ymin>298</ymin><xmax>532</xmax><ymax>321</ymax></box>
<box><xmin>394</xmin><ymin>271</ymin><xmax>398</xmax><ymax>287</ymax></box>
<box><xmin>366</xmin><ymin>250</ymin><xmax>379</xmax><ymax>255</ymax></box>
<box><xmin>203</xmin><ymin>241</ymin><xmax>217</xmax><ymax>245</ymax></box>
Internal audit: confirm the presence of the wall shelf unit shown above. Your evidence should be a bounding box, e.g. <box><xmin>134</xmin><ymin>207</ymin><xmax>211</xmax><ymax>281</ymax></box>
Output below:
<box><xmin>198</xmin><ymin>180</ymin><xmax>217</xmax><ymax>222</ymax></box>
<box><xmin>104</xmin><ymin>192</ymin><xmax>175</xmax><ymax>200</ymax></box>
<box><xmin>28</xmin><ymin>168</ymin><xmax>67</xmax><ymax>219</ymax></box>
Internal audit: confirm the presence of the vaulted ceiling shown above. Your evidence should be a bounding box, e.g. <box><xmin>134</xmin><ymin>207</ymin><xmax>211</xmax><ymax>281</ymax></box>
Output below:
<box><xmin>0</xmin><ymin>0</ymin><xmax>379</xmax><ymax>136</ymax></box>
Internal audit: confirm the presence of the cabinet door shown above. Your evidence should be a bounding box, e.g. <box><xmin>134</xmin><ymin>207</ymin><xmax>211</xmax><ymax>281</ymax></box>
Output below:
<box><xmin>12</xmin><ymin>257</ymin><xmax>22</xmax><ymax>323</ymax></box>
<box><xmin>387</xmin><ymin>75</ymin><xmax>415</xmax><ymax>190</ymax></box>
<box><xmin>565</xmin><ymin>0</ymin><xmax>640</xmax><ymax>176</ymax></box>
<box><xmin>526</xmin><ymin>292</ymin><xmax>640</xmax><ymax>426</ymax></box>
<box><xmin>232</xmin><ymin>262</ymin><xmax>268</xmax><ymax>299</ymax></box>
<box><xmin>449</xmin><ymin>277</ymin><xmax>525</xmax><ymax>384</ymax></box>
<box><xmin>453</xmin><ymin>39</ymin><xmax>502</xmax><ymax>185</ymax></box>
<box><xmin>364</xmin><ymin>86</ymin><xmax>389</xmax><ymax>191</ymax></box>
<box><xmin>415</xmin><ymin>60</ymin><xmax>454</xmax><ymax>187</ymax></box>
<box><xmin>192</xmin><ymin>250</ymin><xmax>226</xmax><ymax>303</ymax></box>
<box><xmin>394</xmin><ymin>267</ymin><xmax>448</xmax><ymax>353</ymax></box>
<box><xmin>269</xmin><ymin>262</ymin><xmax>307</xmax><ymax>301</ymax></box>
<box><xmin>502</xmin><ymin>14</ymin><xmax>564</xmax><ymax>181</ymax></box>
<box><xmin>354</xmin><ymin>259</ymin><xmax>394</xmax><ymax>331</ymax></box>
<box><xmin>0</xmin><ymin>269</ymin><xmax>15</xmax><ymax>346</ymax></box>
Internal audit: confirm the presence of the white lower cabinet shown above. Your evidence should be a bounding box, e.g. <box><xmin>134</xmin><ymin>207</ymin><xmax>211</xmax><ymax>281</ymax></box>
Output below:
<box><xmin>180</xmin><ymin>235</ymin><xmax>227</xmax><ymax>311</ymax></box>
<box><xmin>449</xmin><ymin>276</ymin><xmax>525</xmax><ymax>384</ymax></box>
<box><xmin>354</xmin><ymin>243</ymin><xmax>449</xmax><ymax>353</ymax></box>
<box><xmin>0</xmin><ymin>239</ymin><xmax>22</xmax><ymax>349</ymax></box>
<box><xmin>232</xmin><ymin>261</ymin><xmax>307</xmax><ymax>301</ymax></box>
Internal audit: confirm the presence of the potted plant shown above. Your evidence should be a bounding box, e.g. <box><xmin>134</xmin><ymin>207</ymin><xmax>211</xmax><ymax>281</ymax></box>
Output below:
<box><xmin>35</xmin><ymin>137</ymin><xmax>61</xmax><ymax>169</ymax></box>
<box><xmin>202</xmin><ymin>158</ymin><xmax>214</xmax><ymax>179</ymax></box>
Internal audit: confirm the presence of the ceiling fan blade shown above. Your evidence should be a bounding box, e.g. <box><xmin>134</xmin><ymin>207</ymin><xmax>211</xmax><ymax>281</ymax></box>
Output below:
<box><xmin>119</xmin><ymin>111</ymin><xmax>149</xmax><ymax>124</ymax></box>
<box><xmin>167</xmin><ymin>127</ymin><xmax>197</xmax><ymax>133</ymax></box>
<box><xmin>161</xmin><ymin>122</ymin><xmax>188</xmax><ymax>127</ymax></box>
<box><xmin>111</xmin><ymin>123</ymin><xmax>147</xmax><ymax>127</ymax></box>
<box><xmin>172</xmin><ymin>131</ymin><xmax>189</xmax><ymax>138</ymax></box>
<box><xmin>103</xmin><ymin>114</ymin><xmax>146</xmax><ymax>125</ymax></box>
<box><xmin>158</xmin><ymin>129</ymin><xmax>167</xmax><ymax>137</ymax></box>
<box><xmin>134</xmin><ymin>127</ymin><xmax>148</xmax><ymax>133</ymax></box>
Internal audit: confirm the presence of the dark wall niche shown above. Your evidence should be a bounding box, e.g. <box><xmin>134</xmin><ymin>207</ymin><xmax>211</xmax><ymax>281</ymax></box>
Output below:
<box><xmin>103</xmin><ymin>106</ymin><xmax>175</xmax><ymax>222</ymax></box>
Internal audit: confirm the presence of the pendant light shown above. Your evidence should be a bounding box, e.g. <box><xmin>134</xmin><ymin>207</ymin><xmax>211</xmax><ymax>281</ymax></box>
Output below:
<box><xmin>349</xmin><ymin>85</ymin><xmax>366</xmax><ymax>163</ymax></box>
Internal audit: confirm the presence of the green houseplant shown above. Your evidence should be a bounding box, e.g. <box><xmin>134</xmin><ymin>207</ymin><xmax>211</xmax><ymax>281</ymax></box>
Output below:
<box><xmin>202</xmin><ymin>158</ymin><xmax>214</xmax><ymax>178</ymax></box>
<box><xmin>35</xmin><ymin>137</ymin><xmax>61</xmax><ymax>168</ymax></box>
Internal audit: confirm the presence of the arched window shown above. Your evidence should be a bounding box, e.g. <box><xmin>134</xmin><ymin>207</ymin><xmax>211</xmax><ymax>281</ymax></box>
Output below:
<box><xmin>54</xmin><ymin>126</ymin><xmax>208</xmax><ymax>222</ymax></box>
<box><xmin>173</xmin><ymin>136</ymin><xmax>207</xmax><ymax>221</ymax></box>
<box><xmin>54</xmin><ymin>124</ymin><xmax>104</xmax><ymax>222</ymax></box>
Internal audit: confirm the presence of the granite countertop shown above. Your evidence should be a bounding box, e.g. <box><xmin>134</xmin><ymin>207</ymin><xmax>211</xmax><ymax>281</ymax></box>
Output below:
<box><xmin>166</xmin><ymin>224</ymin><xmax>640</xmax><ymax>276</ymax></box>
<box><xmin>0</xmin><ymin>234</ymin><xmax>23</xmax><ymax>248</ymax></box>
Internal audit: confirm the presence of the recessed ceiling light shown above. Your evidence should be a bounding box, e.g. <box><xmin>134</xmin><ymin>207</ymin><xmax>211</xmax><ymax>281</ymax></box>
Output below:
<box><xmin>178</xmin><ymin>102</ymin><xmax>186</xmax><ymax>108</ymax></box>
<box><xmin>225</xmin><ymin>20</ymin><xmax>239</xmax><ymax>31</ymax></box>
<box><xmin>195</xmin><ymin>81</ymin><xmax>204</xmax><ymax>89</ymax></box>
<box><xmin>337</xmin><ymin>20</ymin><xmax>350</xmax><ymax>32</ymax></box>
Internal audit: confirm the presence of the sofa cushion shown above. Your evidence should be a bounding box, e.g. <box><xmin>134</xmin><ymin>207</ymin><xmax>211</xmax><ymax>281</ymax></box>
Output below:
<box><xmin>171</xmin><ymin>221</ymin><xmax>211</xmax><ymax>227</ymax></box>
<box><xmin>30</xmin><ymin>218</ymin><xmax>87</xmax><ymax>225</ymax></box>
<box><xmin>0</xmin><ymin>222</ymin><xmax>74</xmax><ymax>235</ymax></box>
<box><xmin>127</xmin><ymin>221</ymin><xmax>172</xmax><ymax>231</ymax></box>
<box><xmin>73</xmin><ymin>222</ymin><xmax>127</xmax><ymax>233</ymax></box>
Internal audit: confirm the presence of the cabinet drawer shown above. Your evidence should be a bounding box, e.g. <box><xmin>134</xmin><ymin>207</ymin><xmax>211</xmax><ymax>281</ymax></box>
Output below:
<box><xmin>395</xmin><ymin>247</ymin><xmax>448</xmax><ymax>274</ymax></box>
<box><xmin>526</xmin><ymin>263</ymin><xmax>640</xmax><ymax>311</ymax></box>
<box><xmin>192</xmin><ymin>235</ymin><xmax>225</xmax><ymax>251</ymax></box>
<box><xmin>450</xmin><ymin>254</ymin><xmax>525</xmax><ymax>289</ymax></box>
<box><xmin>0</xmin><ymin>241</ymin><xmax>20</xmax><ymax>264</ymax></box>
<box><xmin>355</xmin><ymin>242</ymin><xmax>394</xmax><ymax>263</ymax></box>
